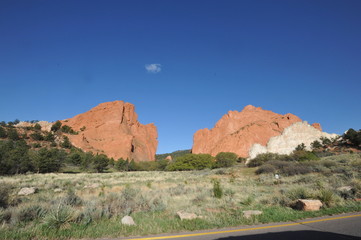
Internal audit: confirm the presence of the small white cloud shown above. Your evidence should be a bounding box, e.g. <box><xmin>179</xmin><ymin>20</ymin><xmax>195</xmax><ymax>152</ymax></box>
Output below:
<box><xmin>145</xmin><ymin>64</ymin><xmax>161</xmax><ymax>73</ymax></box>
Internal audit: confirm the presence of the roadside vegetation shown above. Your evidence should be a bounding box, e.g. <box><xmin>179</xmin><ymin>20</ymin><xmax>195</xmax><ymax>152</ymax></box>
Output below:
<box><xmin>0</xmin><ymin>121</ymin><xmax>360</xmax><ymax>239</ymax></box>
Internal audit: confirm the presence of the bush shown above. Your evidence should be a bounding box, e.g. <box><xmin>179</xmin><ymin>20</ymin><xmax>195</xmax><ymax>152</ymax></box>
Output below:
<box><xmin>292</xmin><ymin>150</ymin><xmax>319</xmax><ymax>161</ymax></box>
<box><xmin>0</xmin><ymin>183</ymin><xmax>11</xmax><ymax>208</ymax></box>
<box><xmin>212</xmin><ymin>179</ymin><xmax>223</xmax><ymax>199</ymax></box>
<box><xmin>34</xmin><ymin>123</ymin><xmax>42</xmax><ymax>131</ymax></box>
<box><xmin>63</xmin><ymin>189</ymin><xmax>83</xmax><ymax>206</ymax></box>
<box><xmin>287</xmin><ymin>187</ymin><xmax>312</xmax><ymax>200</ymax></box>
<box><xmin>317</xmin><ymin>189</ymin><xmax>336</xmax><ymax>207</ymax></box>
<box><xmin>248</xmin><ymin>153</ymin><xmax>288</xmax><ymax>167</ymax></box>
<box><xmin>93</xmin><ymin>154</ymin><xmax>109</xmax><ymax>173</ymax></box>
<box><xmin>215</xmin><ymin>152</ymin><xmax>237</xmax><ymax>168</ymax></box>
<box><xmin>44</xmin><ymin>203</ymin><xmax>74</xmax><ymax>229</ymax></box>
<box><xmin>255</xmin><ymin>164</ymin><xmax>276</xmax><ymax>174</ymax></box>
<box><xmin>61</xmin><ymin>136</ymin><xmax>72</xmax><ymax>149</ymax></box>
<box><xmin>7</xmin><ymin>128</ymin><xmax>19</xmax><ymax>141</ymax></box>
<box><xmin>61</xmin><ymin>125</ymin><xmax>77</xmax><ymax>134</ymax></box>
<box><xmin>30</xmin><ymin>132</ymin><xmax>44</xmax><ymax>141</ymax></box>
<box><xmin>16</xmin><ymin>204</ymin><xmax>47</xmax><ymax>222</ymax></box>
<box><xmin>44</xmin><ymin>132</ymin><xmax>55</xmax><ymax>142</ymax></box>
<box><xmin>166</xmin><ymin>154</ymin><xmax>214</xmax><ymax>171</ymax></box>
<box><xmin>343</xmin><ymin>128</ymin><xmax>361</xmax><ymax>147</ymax></box>
<box><xmin>51</xmin><ymin>121</ymin><xmax>62</xmax><ymax>132</ymax></box>
<box><xmin>311</xmin><ymin>140</ymin><xmax>322</xmax><ymax>150</ymax></box>
<box><xmin>0</xmin><ymin>126</ymin><xmax>7</xmax><ymax>138</ymax></box>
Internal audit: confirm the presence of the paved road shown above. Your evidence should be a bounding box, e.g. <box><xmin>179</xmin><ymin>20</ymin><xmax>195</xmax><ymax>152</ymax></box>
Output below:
<box><xmin>118</xmin><ymin>212</ymin><xmax>361</xmax><ymax>240</ymax></box>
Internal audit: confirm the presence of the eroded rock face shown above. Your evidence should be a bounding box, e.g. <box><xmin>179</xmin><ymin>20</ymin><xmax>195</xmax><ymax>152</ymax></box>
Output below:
<box><xmin>192</xmin><ymin>105</ymin><xmax>302</xmax><ymax>158</ymax></box>
<box><xmin>61</xmin><ymin>101</ymin><xmax>158</xmax><ymax>162</ymax></box>
<box><xmin>248</xmin><ymin>121</ymin><xmax>338</xmax><ymax>159</ymax></box>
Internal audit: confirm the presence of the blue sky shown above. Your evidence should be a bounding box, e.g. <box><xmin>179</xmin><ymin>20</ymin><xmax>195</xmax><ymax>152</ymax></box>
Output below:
<box><xmin>0</xmin><ymin>0</ymin><xmax>360</xmax><ymax>153</ymax></box>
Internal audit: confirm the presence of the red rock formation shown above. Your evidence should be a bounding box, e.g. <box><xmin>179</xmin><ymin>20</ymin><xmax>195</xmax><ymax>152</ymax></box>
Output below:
<box><xmin>61</xmin><ymin>101</ymin><xmax>158</xmax><ymax>161</ymax></box>
<box><xmin>311</xmin><ymin>123</ymin><xmax>322</xmax><ymax>131</ymax></box>
<box><xmin>192</xmin><ymin>105</ymin><xmax>304</xmax><ymax>158</ymax></box>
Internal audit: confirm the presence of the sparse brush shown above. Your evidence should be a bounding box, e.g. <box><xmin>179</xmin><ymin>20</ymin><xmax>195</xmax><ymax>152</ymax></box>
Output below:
<box><xmin>0</xmin><ymin>208</ymin><xmax>12</xmax><ymax>224</ymax></box>
<box><xmin>63</xmin><ymin>189</ymin><xmax>83</xmax><ymax>206</ymax></box>
<box><xmin>15</xmin><ymin>204</ymin><xmax>47</xmax><ymax>223</ymax></box>
<box><xmin>286</xmin><ymin>187</ymin><xmax>312</xmax><ymax>200</ymax></box>
<box><xmin>240</xmin><ymin>195</ymin><xmax>254</xmax><ymax>206</ymax></box>
<box><xmin>212</xmin><ymin>179</ymin><xmax>223</xmax><ymax>199</ymax></box>
<box><xmin>43</xmin><ymin>203</ymin><xmax>74</xmax><ymax>229</ymax></box>
<box><xmin>0</xmin><ymin>183</ymin><xmax>12</xmax><ymax>208</ymax></box>
<box><xmin>317</xmin><ymin>189</ymin><xmax>337</xmax><ymax>208</ymax></box>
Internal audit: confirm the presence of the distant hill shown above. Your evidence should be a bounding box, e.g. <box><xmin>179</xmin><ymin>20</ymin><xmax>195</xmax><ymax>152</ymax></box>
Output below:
<box><xmin>156</xmin><ymin>149</ymin><xmax>191</xmax><ymax>161</ymax></box>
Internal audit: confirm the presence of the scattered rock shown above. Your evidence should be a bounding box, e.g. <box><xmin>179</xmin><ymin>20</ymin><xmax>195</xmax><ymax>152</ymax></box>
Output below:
<box><xmin>84</xmin><ymin>183</ymin><xmax>100</xmax><ymax>189</ymax></box>
<box><xmin>243</xmin><ymin>210</ymin><xmax>263</xmax><ymax>219</ymax></box>
<box><xmin>54</xmin><ymin>188</ymin><xmax>63</xmax><ymax>193</ymax></box>
<box><xmin>337</xmin><ymin>186</ymin><xmax>353</xmax><ymax>192</ymax></box>
<box><xmin>295</xmin><ymin>199</ymin><xmax>323</xmax><ymax>211</ymax></box>
<box><xmin>18</xmin><ymin>187</ymin><xmax>37</xmax><ymax>196</ymax></box>
<box><xmin>60</xmin><ymin>101</ymin><xmax>158</xmax><ymax>162</ymax></box>
<box><xmin>121</xmin><ymin>216</ymin><xmax>136</xmax><ymax>226</ymax></box>
<box><xmin>177</xmin><ymin>211</ymin><xmax>198</xmax><ymax>220</ymax></box>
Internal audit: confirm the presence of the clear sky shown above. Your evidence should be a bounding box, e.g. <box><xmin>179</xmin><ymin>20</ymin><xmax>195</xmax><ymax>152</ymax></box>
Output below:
<box><xmin>0</xmin><ymin>0</ymin><xmax>360</xmax><ymax>154</ymax></box>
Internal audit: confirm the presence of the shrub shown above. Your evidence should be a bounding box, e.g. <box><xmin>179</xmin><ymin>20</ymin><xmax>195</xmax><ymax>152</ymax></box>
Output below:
<box><xmin>317</xmin><ymin>189</ymin><xmax>336</xmax><ymax>207</ymax></box>
<box><xmin>0</xmin><ymin>183</ymin><xmax>11</xmax><ymax>208</ymax></box>
<box><xmin>51</xmin><ymin>121</ymin><xmax>62</xmax><ymax>132</ymax></box>
<box><xmin>0</xmin><ymin>126</ymin><xmax>7</xmax><ymax>138</ymax></box>
<box><xmin>343</xmin><ymin>128</ymin><xmax>361</xmax><ymax>147</ymax></box>
<box><xmin>166</xmin><ymin>154</ymin><xmax>214</xmax><ymax>171</ymax></box>
<box><xmin>30</xmin><ymin>132</ymin><xmax>44</xmax><ymax>141</ymax></box>
<box><xmin>255</xmin><ymin>164</ymin><xmax>276</xmax><ymax>174</ymax></box>
<box><xmin>292</xmin><ymin>150</ymin><xmax>319</xmax><ymax>161</ymax></box>
<box><xmin>7</xmin><ymin>128</ymin><xmax>19</xmax><ymax>141</ymax></box>
<box><xmin>311</xmin><ymin>140</ymin><xmax>322</xmax><ymax>150</ymax></box>
<box><xmin>281</xmin><ymin>163</ymin><xmax>312</xmax><ymax>176</ymax></box>
<box><xmin>247</xmin><ymin>153</ymin><xmax>287</xmax><ymax>167</ymax></box>
<box><xmin>61</xmin><ymin>136</ymin><xmax>72</xmax><ymax>149</ymax></box>
<box><xmin>63</xmin><ymin>189</ymin><xmax>83</xmax><ymax>206</ymax></box>
<box><xmin>16</xmin><ymin>204</ymin><xmax>47</xmax><ymax>222</ymax></box>
<box><xmin>286</xmin><ymin>187</ymin><xmax>313</xmax><ymax>200</ymax></box>
<box><xmin>212</xmin><ymin>179</ymin><xmax>223</xmax><ymax>199</ymax></box>
<box><xmin>61</xmin><ymin>125</ymin><xmax>77</xmax><ymax>134</ymax></box>
<box><xmin>92</xmin><ymin>154</ymin><xmax>109</xmax><ymax>173</ymax></box>
<box><xmin>295</xmin><ymin>143</ymin><xmax>306</xmax><ymax>151</ymax></box>
<box><xmin>44</xmin><ymin>132</ymin><xmax>55</xmax><ymax>142</ymax></box>
<box><xmin>215</xmin><ymin>152</ymin><xmax>237</xmax><ymax>168</ymax></box>
<box><xmin>34</xmin><ymin>123</ymin><xmax>42</xmax><ymax>130</ymax></box>
<box><xmin>44</xmin><ymin>203</ymin><xmax>74</xmax><ymax>229</ymax></box>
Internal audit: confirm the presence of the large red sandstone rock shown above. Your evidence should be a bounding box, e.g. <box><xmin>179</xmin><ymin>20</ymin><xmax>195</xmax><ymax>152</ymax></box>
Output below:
<box><xmin>61</xmin><ymin>101</ymin><xmax>157</xmax><ymax>162</ymax></box>
<box><xmin>192</xmin><ymin>105</ymin><xmax>304</xmax><ymax>158</ymax></box>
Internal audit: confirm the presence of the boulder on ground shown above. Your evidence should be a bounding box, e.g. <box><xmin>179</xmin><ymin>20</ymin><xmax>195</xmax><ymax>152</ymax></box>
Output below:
<box><xmin>54</xmin><ymin>188</ymin><xmax>63</xmax><ymax>193</ymax></box>
<box><xmin>121</xmin><ymin>216</ymin><xmax>136</xmax><ymax>226</ymax></box>
<box><xmin>18</xmin><ymin>187</ymin><xmax>37</xmax><ymax>196</ymax></box>
<box><xmin>295</xmin><ymin>199</ymin><xmax>323</xmax><ymax>211</ymax></box>
<box><xmin>243</xmin><ymin>210</ymin><xmax>263</xmax><ymax>219</ymax></box>
<box><xmin>177</xmin><ymin>211</ymin><xmax>198</xmax><ymax>220</ymax></box>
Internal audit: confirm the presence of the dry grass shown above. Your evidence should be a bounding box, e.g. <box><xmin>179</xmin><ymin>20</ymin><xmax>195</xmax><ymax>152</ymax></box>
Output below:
<box><xmin>0</xmin><ymin>154</ymin><xmax>361</xmax><ymax>239</ymax></box>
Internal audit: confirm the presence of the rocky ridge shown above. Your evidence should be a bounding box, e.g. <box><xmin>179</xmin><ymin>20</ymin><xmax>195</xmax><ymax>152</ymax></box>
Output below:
<box><xmin>192</xmin><ymin>105</ymin><xmax>304</xmax><ymax>158</ymax></box>
<box><xmin>61</xmin><ymin>101</ymin><xmax>158</xmax><ymax>162</ymax></box>
<box><xmin>249</xmin><ymin>121</ymin><xmax>338</xmax><ymax>159</ymax></box>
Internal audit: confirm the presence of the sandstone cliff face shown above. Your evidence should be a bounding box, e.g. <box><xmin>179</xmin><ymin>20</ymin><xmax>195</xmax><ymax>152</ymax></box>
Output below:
<box><xmin>61</xmin><ymin>101</ymin><xmax>158</xmax><ymax>161</ymax></box>
<box><xmin>192</xmin><ymin>105</ymin><xmax>303</xmax><ymax>158</ymax></box>
<box><xmin>248</xmin><ymin>121</ymin><xmax>338</xmax><ymax>159</ymax></box>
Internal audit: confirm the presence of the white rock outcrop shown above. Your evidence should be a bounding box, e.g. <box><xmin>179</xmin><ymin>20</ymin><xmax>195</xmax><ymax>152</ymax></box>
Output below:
<box><xmin>248</xmin><ymin>121</ymin><xmax>338</xmax><ymax>159</ymax></box>
<box><xmin>15</xmin><ymin>121</ymin><xmax>52</xmax><ymax>132</ymax></box>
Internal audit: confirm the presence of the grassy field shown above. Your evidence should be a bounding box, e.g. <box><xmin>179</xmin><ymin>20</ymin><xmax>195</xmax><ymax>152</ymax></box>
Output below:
<box><xmin>1</xmin><ymin>153</ymin><xmax>361</xmax><ymax>240</ymax></box>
